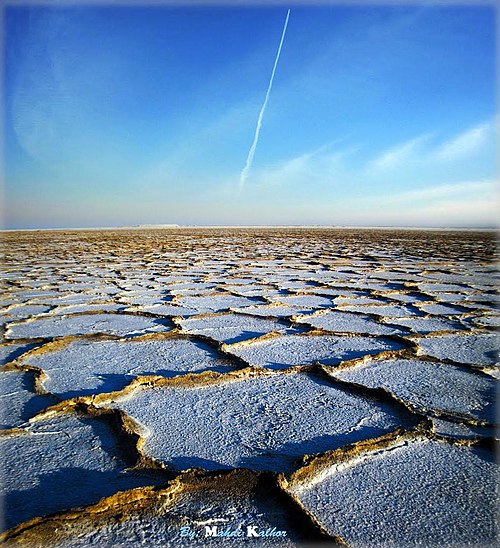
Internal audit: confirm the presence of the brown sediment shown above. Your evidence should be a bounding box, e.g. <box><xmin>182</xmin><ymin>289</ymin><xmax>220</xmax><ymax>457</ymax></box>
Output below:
<box><xmin>330</xmin><ymin>349</ymin><xmax>416</xmax><ymax>371</ymax></box>
<box><xmin>0</xmin><ymin>427</ymin><xmax>31</xmax><ymax>437</ymax></box>
<box><xmin>221</xmin><ymin>329</ymin><xmax>284</xmax><ymax>350</ymax></box>
<box><xmin>0</xmin><ymin>468</ymin><xmax>344</xmax><ymax>545</ymax></box>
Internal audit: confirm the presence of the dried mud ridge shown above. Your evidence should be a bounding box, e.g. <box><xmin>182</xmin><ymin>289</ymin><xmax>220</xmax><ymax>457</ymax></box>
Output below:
<box><xmin>1</xmin><ymin>228</ymin><xmax>498</xmax><ymax>546</ymax></box>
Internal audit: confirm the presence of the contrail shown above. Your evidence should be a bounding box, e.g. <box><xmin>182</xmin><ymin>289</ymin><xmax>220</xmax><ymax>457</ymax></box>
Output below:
<box><xmin>239</xmin><ymin>9</ymin><xmax>291</xmax><ymax>193</ymax></box>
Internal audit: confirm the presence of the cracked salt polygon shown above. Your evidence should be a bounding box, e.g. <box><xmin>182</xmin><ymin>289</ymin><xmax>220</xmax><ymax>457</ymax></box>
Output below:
<box><xmin>49</xmin><ymin>303</ymin><xmax>125</xmax><ymax>315</ymax></box>
<box><xmin>298</xmin><ymin>288</ymin><xmax>366</xmax><ymax>298</ymax></box>
<box><xmin>0</xmin><ymin>343</ymin><xmax>36</xmax><ymax>364</ymax></box>
<box><xmin>340</xmin><ymin>282</ymin><xmax>402</xmax><ymax>291</ymax></box>
<box><xmin>268</xmin><ymin>295</ymin><xmax>334</xmax><ymax>308</ymax></box>
<box><xmin>66</xmin><ymin>275</ymin><xmax>99</xmax><ymax>283</ymax></box>
<box><xmin>119</xmin><ymin>287</ymin><xmax>167</xmax><ymax>294</ymax></box>
<box><xmin>104</xmin><ymin>372</ymin><xmax>402</xmax><ymax>472</ymax></box>
<box><xmin>177</xmin><ymin>294</ymin><xmax>265</xmax><ymax>313</ymax></box>
<box><xmin>233</xmin><ymin>304</ymin><xmax>314</xmax><ymax>318</ymax></box>
<box><xmin>473</xmin><ymin>315</ymin><xmax>500</xmax><ymax>328</ymax></box>
<box><xmin>7</xmin><ymin>290</ymin><xmax>62</xmax><ymax>302</ymax></box>
<box><xmin>117</xmin><ymin>283</ymin><xmax>155</xmax><ymax>292</ymax></box>
<box><xmin>417</xmin><ymin>283</ymin><xmax>469</xmax><ymax>292</ymax></box>
<box><xmin>336</xmin><ymin>303</ymin><xmax>420</xmax><ymax>317</ymax></box>
<box><xmin>248</xmin><ymin>260</ymin><xmax>287</xmax><ymax>267</ymax></box>
<box><xmin>20</xmin><ymin>338</ymin><xmax>234</xmax><ymax>398</ymax></box>
<box><xmin>419</xmin><ymin>272</ymin><xmax>474</xmax><ymax>284</ymax></box>
<box><xmin>244</xmin><ymin>276</ymin><xmax>295</xmax><ymax>286</ymax></box>
<box><xmin>293</xmin><ymin>439</ymin><xmax>498</xmax><ymax>547</ymax></box>
<box><xmin>470</xmin><ymin>282</ymin><xmax>500</xmax><ymax>292</ymax></box>
<box><xmin>377</xmin><ymin>292</ymin><xmax>430</xmax><ymax>303</ymax></box>
<box><xmin>0</xmin><ymin>415</ymin><xmax>151</xmax><ymax>531</ymax></box>
<box><xmin>211</xmin><ymin>277</ymin><xmax>256</xmax><ymax>285</ymax></box>
<box><xmin>118</xmin><ymin>294</ymin><xmax>172</xmax><ymax>306</ymax></box>
<box><xmin>1</xmin><ymin>304</ymin><xmax>53</xmax><ymax>321</ymax></box>
<box><xmin>39</xmin><ymin>294</ymin><xmax>103</xmax><ymax>305</ymax></box>
<box><xmin>333</xmin><ymin>358</ymin><xmax>495</xmax><ymax>423</ymax></box>
<box><xmin>0</xmin><ymin>370</ymin><xmax>53</xmax><ymax>428</ymax></box>
<box><xmin>381</xmin><ymin>316</ymin><xmax>466</xmax><ymax>334</ymax></box>
<box><xmin>295</xmin><ymin>311</ymin><xmax>407</xmax><ymax>336</ymax></box>
<box><xmin>5</xmin><ymin>313</ymin><xmax>170</xmax><ymax>339</ymax></box>
<box><xmin>227</xmin><ymin>334</ymin><xmax>403</xmax><ymax>369</ymax></box>
<box><xmin>51</xmin><ymin>283</ymin><xmax>95</xmax><ymax>292</ymax></box>
<box><xmin>178</xmin><ymin>313</ymin><xmax>300</xmax><ymax>344</ymax></box>
<box><xmin>456</xmin><ymin>301</ymin><xmax>497</xmax><ymax>313</ymax></box>
<box><xmin>465</xmin><ymin>291</ymin><xmax>499</xmax><ymax>303</ymax></box>
<box><xmin>304</xmin><ymin>272</ymin><xmax>354</xmax><ymax>282</ymax></box>
<box><xmin>258</xmin><ymin>274</ymin><xmax>316</xmax><ymax>285</ymax></box>
<box><xmin>417</xmin><ymin>303</ymin><xmax>470</xmax><ymax>316</ymax></box>
<box><xmin>136</xmin><ymin>304</ymin><xmax>200</xmax><ymax>317</ymax></box>
<box><xmin>366</xmin><ymin>271</ymin><xmax>422</xmax><ymax>282</ymax></box>
<box><xmin>332</xmin><ymin>296</ymin><xmax>387</xmax><ymax>306</ymax></box>
<box><xmin>166</xmin><ymin>282</ymin><xmax>215</xmax><ymax>292</ymax></box>
<box><xmin>221</xmin><ymin>285</ymin><xmax>283</xmax><ymax>298</ymax></box>
<box><xmin>431</xmin><ymin>418</ymin><xmax>495</xmax><ymax>439</ymax></box>
<box><xmin>274</xmin><ymin>281</ymin><xmax>318</xmax><ymax>290</ymax></box>
<box><xmin>155</xmin><ymin>275</ymin><xmax>200</xmax><ymax>284</ymax></box>
<box><xmin>88</xmin><ymin>286</ymin><xmax>125</xmax><ymax>296</ymax></box>
<box><xmin>433</xmin><ymin>292</ymin><xmax>473</xmax><ymax>303</ymax></box>
<box><xmin>262</xmin><ymin>269</ymin><xmax>316</xmax><ymax>279</ymax></box>
<box><xmin>470</xmin><ymin>271</ymin><xmax>500</xmax><ymax>284</ymax></box>
<box><xmin>414</xmin><ymin>333</ymin><xmax>499</xmax><ymax>366</ymax></box>
<box><xmin>169</xmin><ymin>289</ymin><xmax>221</xmax><ymax>297</ymax></box>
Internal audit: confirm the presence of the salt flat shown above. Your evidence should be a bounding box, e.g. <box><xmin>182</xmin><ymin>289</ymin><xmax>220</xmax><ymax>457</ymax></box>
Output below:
<box><xmin>101</xmin><ymin>370</ymin><xmax>404</xmax><ymax>472</ymax></box>
<box><xmin>287</xmin><ymin>435</ymin><xmax>497</xmax><ymax>547</ymax></box>
<box><xmin>331</xmin><ymin>357</ymin><xmax>496</xmax><ymax>423</ymax></box>
<box><xmin>0</xmin><ymin>228</ymin><xmax>498</xmax><ymax>546</ymax></box>
<box><xmin>0</xmin><ymin>414</ymin><xmax>152</xmax><ymax>531</ymax></box>
<box><xmin>226</xmin><ymin>333</ymin><xmax>404</xmax><ymax>369</ymax></box>
<box><xmin>5</xmin><ymin>313</ymin><xmax>171</xmax><ymax>340</ymax></box>
<box><xmin>18</xmin><ymin>337</ymin><xmax>235</xmax><ymax>399</ymax></box>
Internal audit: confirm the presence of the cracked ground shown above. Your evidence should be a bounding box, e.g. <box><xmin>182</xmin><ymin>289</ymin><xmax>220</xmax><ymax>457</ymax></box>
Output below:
<box><xmin>0</xmin><ymin>228</ymin><xmax>498</xmax><ymax>546</ymax></box>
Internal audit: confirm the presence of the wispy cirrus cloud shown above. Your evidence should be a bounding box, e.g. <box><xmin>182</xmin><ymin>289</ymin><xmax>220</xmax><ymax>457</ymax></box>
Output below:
<box><xmin>245</xmin><ymin>119</ymin><xmax>495</xmax><ymax>191</ymax></box>
<box><xmin>431</xmin><ymin>122</ymin><xmax>492</xmax><ymax>161</ymax></box>
<box><xmin>234</xmin><ymin>119</ymin><xmax>497</xmax><ymax>227</ymax></box>
<box><xmin>382</xmin><ymin>179</ymin><xmax>497</xmax><ymax>204</ymax></box>
<box><xmin>248</xmin><ymin>140</ymin><xmax>352</xmax><ymax>189</ymax></box>
<box><xmin>366</xmin><ymin>121</ymin><xmax>494</xmax><ymax>174</ymax></box>
<box><xmin>368</xmin><ymin>133</ymin><xmax>432</xmax><ymax>171</ymax></box>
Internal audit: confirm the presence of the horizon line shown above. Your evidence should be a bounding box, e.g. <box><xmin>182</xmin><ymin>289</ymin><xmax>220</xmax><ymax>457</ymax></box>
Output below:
<box><xmin>1</xmin><ymin>224</ymin><xmax>498</xmax><ymax>233</ymax></box>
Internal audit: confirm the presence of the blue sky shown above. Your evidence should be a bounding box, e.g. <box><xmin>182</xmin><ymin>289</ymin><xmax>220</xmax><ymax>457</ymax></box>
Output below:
<box><xmin>3</xmin><ymin>2</ymin><xmax>498</xmax><ymax>228</ymax></box>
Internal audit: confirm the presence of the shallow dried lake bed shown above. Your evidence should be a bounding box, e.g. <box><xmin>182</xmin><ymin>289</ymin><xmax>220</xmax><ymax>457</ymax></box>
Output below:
<box><xmin>1</xmin><ymin>228</ymin><xmax>498</xmax><ymax>545</ymax></box>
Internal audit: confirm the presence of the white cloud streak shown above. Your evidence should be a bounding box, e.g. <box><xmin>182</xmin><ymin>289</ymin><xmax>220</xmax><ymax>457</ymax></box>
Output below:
<box><xmin>432</xmin><ymin>122</ymin><xmax>491</xmax><ymax>161</ymax></box>
<box><xmin>239</xmin><ymin>9</ymin><xmax>290</xmax><ymax>193</ymax></box>
<box><xmin>368</xmin><ymin>134</ymin><xmax>431</xmax><ymax>170</ymax></box>
<box><xmin>382</xmin><ymin>179</ymin><xmax>498</xmax><ymax>203</ymax></box>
